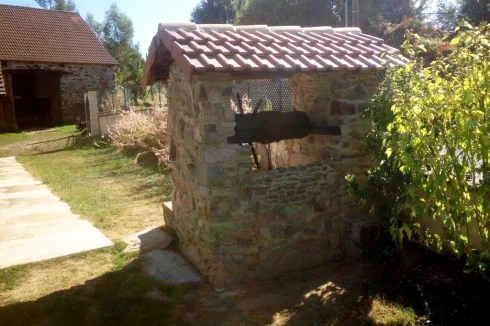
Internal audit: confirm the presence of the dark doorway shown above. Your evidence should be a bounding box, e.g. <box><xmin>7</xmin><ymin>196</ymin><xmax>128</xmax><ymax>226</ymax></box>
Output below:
<box><xmin>10</xmin><ymin>70</ymin><xmax>62</xmax><ymax>130</ymax></box>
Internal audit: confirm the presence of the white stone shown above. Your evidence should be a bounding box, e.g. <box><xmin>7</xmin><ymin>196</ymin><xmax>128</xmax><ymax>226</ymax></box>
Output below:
<box><xmin>123</xmin><ymin>226</ymin><xmax>173</xmax><ymax>253</ymax></box>
<box><xmin>142</xmin><ymin>250</ymin><xmax>203</xmax><ymax>285</ymax></box>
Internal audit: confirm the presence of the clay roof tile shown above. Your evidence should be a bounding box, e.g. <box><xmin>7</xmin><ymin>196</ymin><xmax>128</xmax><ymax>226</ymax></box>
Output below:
<box><xmin>142</xmin><ymin>23</ymin><xmax>407</xmax><ymax>86</ymax></box>
<box><xmin>0</xmin><ymin>5</ymin><xmax>117</xmax><ymax>65</ymax></box>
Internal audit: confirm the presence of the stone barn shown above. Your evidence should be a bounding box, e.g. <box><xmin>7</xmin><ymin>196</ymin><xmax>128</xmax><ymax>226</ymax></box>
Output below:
<box><xmin>0</xmin><ymin>4</ymin><xmax>117</xmax><ymax>131</ymax></box>
<box><xmin>142</xmin><ymin>23</ymin><xmax>406</xmax><ymax>287</ymax></box>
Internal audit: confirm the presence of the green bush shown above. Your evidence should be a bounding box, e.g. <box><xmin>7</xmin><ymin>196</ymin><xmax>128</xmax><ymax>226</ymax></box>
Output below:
<box><xmin>347</xmin><ymin>22</ymin><xmax>490</xmax><ymax>273</ymax></box>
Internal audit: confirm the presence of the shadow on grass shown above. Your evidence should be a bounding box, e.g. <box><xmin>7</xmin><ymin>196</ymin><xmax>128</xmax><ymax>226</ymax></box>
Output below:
<box><xmin>0</xmin><ymin>258</ymin><xmax>188</xmax><ymax>326</ymax></box>
<box><xmin>194</xmin><ymin>243</ymin><xmax>490</xmax><ymax>326</ymax></box>
<box><xmin>2</xmin><ymin>245</ymin><xmax>489</xmax><ymax>326</ymax></box>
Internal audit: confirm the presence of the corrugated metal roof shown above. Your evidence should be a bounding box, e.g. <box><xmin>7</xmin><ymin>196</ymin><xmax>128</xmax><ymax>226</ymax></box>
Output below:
<box><xmin>143</xmin><ymin>23</ymin><xmax>408</xmax><ymax>86</ymax></box>
<box><xmin>0</xmin><ymin>5</ymin><xmax>117</xmax><ymax>65</ymax></box>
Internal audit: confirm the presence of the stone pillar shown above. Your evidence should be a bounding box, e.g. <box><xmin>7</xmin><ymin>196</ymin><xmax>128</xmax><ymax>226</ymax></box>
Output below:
<box><xmin>86</xmin><ymin>90</ymin><xmax>100</xmax><ymax>136</ymax></box>
<box><xmin>167</xmin><ymin>64</ymin><xmax>253</xmax><ymax>288</ymax></box>
<box><xmin>285</xmin><ymin>70</ymin><xmax>379</xmax><ymax>255</ymax></box>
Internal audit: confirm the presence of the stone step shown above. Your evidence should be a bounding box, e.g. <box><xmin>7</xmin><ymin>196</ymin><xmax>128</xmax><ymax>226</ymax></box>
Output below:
<box><xmin>163</xmin><ymin>201</ymin><xmax>173</xmax><ymax>226</ymax></box>
<box><xmin>123</xmin><ymin>226</ymin><xmax>173</xmax><ymax>253</ymax></box>
<box><xmin>142</xmin><ymin>250</ymin><xmax>202</xmax><ymax>285</ymax></box>
<box><xmin>0</xmin><ymin>228</ymin><xmax>113</xmax><ymax>269</ymax></box>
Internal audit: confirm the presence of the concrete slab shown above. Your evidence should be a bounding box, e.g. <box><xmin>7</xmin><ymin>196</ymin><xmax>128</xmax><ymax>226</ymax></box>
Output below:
<box><xmin>142</xmin><ymin>250</ymin><xmax>202</xmax><ymax>285</ymax></box>
<box><xmin>0</xmin><ymin>156</ymin><xmax>113</xmax><ymax>269</ymax></box>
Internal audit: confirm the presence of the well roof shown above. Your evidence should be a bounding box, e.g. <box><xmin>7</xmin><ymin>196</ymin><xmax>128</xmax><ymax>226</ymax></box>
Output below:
<box><xmin>142</xmin><ymin>23</ymin><xmax>408</xmax><ymax>86</ymax></box>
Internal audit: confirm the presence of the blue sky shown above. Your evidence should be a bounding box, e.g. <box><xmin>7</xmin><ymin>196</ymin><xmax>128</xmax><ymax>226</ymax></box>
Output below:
<box><xmin>0</xmin><ymin>0</ymin><xmax>201</xmax><ymax>57</ymax></box>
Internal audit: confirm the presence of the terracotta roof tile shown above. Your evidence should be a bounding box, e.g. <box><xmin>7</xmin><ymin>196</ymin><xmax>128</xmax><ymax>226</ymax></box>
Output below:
<box><xmin>0</xmin><ymin>5</ymin><xmax>117</xmax><ymax>65</ymax></box>
<box><xmin>143</xmin><ymin>23</ymin><xmax>409</xmax><ymax>87</ymax></box>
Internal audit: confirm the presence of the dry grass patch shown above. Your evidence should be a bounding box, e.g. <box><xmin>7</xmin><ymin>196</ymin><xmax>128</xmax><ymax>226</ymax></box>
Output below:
<box><xmin>0</xmin><ymin>250</ymin><xmax>114</xmax><ymax>306</ymax></box>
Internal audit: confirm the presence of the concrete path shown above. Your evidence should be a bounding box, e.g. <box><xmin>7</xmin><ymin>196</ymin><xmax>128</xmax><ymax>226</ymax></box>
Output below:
<box><xmin>0</xmin><ymin>157</ymin><xmax>112</xmax><ymax>269</ymax></box>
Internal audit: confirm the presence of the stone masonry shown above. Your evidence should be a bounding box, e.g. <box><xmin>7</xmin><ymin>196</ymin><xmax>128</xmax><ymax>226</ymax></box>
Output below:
<box><xmin>3</xmin><ymin>61</ymin><xmax>115</xmax><ymax>124</ymax></box>
<box><xmin>166</xmin><ymin>62</ymin><xmax>377</xmax><ymax>288</ymax></box>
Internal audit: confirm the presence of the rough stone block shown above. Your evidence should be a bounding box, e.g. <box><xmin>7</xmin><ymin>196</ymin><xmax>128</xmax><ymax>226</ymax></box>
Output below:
<box><xmin>163</xmin><ymin>201</ymin><xmax>174</xmax><ymax>227</ymax></box>
<box><xmin>331</xmin><ymin>100</ymin><xmax>356</xmax><ymax>115</ymax></box>
<box><xmin>204</xmin><ymin>147</ymin><xmax>237</xmax><ymax>164</ymax></box>
<box><xmin>344</xmin><ymin>215</ymin><xmax>381</xmax><ymax>257</ymax></box>
<box><xmin>206</xmin><ymin>166</ymin><xmax>226</xmax><ymax>186</ymax></box>
<box><xmin>142</xmin><ymin>250</ymin><xmax>202</xmax><ymax>285</ymax></box>
<box><xmin>123</xmin><ymin>226</ymin><xmax>173</xmax><ymax>253</ymax></box>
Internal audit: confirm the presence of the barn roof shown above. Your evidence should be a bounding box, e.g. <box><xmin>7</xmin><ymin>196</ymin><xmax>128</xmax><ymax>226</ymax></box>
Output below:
<box><xmin>0</xmin><ymin>5</ymin><xmax>117</xmax><ymax>66</ymax></box>
<box><xmin>142</xmin><ymin>23</ymin><xmax>408</xmax><ymax>87</ymax></box>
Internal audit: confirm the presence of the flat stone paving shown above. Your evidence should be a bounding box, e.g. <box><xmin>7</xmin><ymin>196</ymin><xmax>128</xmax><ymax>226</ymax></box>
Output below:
<box><xmin>142</xmin><ymin>250</ymin><xmax>202</xmax><ymax>285</ymax></box>
<box><xmin>0</xmin><ymin>157</ymin><xmax>113</xmax><ymax>269</ymax></box>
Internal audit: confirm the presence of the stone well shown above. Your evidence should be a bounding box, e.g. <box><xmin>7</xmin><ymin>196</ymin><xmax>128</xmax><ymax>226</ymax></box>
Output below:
<box><xmin>163</xmin><ymin>63</ymin><xmax>377</xmax><ymax>287</ymax></box>
<box><xmin>142</xmin><ymin>23</ymin><xmax>406</xmax><ymax>288</ymax></box>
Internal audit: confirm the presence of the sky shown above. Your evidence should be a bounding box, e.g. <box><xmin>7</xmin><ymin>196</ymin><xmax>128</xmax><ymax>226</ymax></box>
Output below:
<box><xmin>0</xmin><ymin>0</ymin><xmax>202</xmax><ymax>57</ymax></box>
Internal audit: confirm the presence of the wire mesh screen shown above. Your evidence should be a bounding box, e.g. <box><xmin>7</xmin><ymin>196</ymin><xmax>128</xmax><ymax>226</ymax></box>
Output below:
<box><xmin>232</xmin><ymin>79</ymin><xmax>293</xmax><ymax>113</ymax></box>
<box><xmin>98</xmin><ymin>87</ymin><xmax>135</xmax><ymax>113</ymax></box>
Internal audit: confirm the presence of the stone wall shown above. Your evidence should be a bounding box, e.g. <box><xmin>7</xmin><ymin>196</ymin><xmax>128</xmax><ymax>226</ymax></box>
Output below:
<box><xmin>280</xmin><ymin>71</ymin><xmax>377</xmax><ymax>168</ymax></box>
<box><xmin>3</xmin><ymin>61</ymin><xmax>115</xmax><ymax>124</ymax></box>
<box><xmin>166</xmin><ymin>62</ymin><xmax>378</xmax><ymax>288</ymax></box>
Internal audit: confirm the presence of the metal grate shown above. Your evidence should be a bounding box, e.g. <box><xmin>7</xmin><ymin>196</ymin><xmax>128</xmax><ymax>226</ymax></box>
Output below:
<box><xmin>97</xmin><ymin>87</ymin><xmax>135</xmax><ymax>113</ymax></box>
<box><xmin>232</xmin><ymin>79</ymin><xmax>293</xmax><ymax>113</ymax></box>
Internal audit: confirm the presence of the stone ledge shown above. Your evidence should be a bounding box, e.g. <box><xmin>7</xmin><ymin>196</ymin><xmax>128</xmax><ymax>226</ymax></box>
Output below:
<box><xmin>163</xmin><ymin>201</ymin><xmax>174</xmax><ymax>227</ymax></box>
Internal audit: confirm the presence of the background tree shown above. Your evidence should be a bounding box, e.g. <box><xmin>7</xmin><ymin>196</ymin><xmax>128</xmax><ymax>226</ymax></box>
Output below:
<box><xmin>35</xmin><ymin>0</ymin><xmax>76</xmax><ymax>11</ymax></box>
<box><xmin>356</xmin><ymin>0</ymin><xmax>430</xmax><ymax>35</ymax></box>
<box><xmin>101</xmin><ymin>4</ymin><xmax>144</xmax><ymax>100</ymax></box>
<box><xmin>86</xmin><ymin>13</ymin><xmax>103</xmax><ymax>40</ymax></box>
<box><xmin>191</xmin><ymin>0</ymin><xmax>245</xmax><ymax>23</ymax></box>
<box><xmin>437</xmin><ymin>0</ymin><xmax>490</xmax><ymax>30</ymax></box>
<box><xmin>436</xmin><ymin>0</ymin><xmax>460</xmax><ymax>31</ymax></box>
<box><xmin>86</xmin><ymin>3</ymin><xmax>144</xmax><ymax>100</ymax></box>
<box><xmin>460</xmin><ymin>0</ymin><xmax>490</xmax><ymax>25</ymax></box>
<box><xmin>236</xmin><ymin>0</ymin><xmax>343</xmax><ymax>26</ymax></box>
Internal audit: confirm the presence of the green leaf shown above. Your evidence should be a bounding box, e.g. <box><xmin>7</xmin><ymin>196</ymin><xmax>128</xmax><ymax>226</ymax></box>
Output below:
<box><xmin>450</xmin><ymin>37</ymin><xmax>460</xmax><ymax>45</ymax></box>
<box><xmin>403</xmin><ymin>224</ymin><xmax>413</xmax><ymax>241</ymax></box>
<box><xmin>386</xmin><ymin>148</ymin><xmax>393</xmax><ymax>158</ymax></box>
<box><xmin>416</xmin><ymin>44</ymin><xmax>427</xmax><ymax>53</ymax></box>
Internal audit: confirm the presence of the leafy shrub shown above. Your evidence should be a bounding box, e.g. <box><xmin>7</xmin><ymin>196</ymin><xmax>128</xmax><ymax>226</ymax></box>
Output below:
<box><xmin>108</xmin><ymin>109</ymin><xmax>169</xmax><ymax>165</ymax></box>
<box><xmin>347</xmin><ymin>23</ymin><xmax>490</xmax><ymax>274</ymax></box>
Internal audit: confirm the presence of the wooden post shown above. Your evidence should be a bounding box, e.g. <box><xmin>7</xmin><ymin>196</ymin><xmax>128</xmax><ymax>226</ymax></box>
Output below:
<box><xmin>3</xmin><ymin>73</ymin><xmax>18</xmax><ymax>132</ymax></box>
